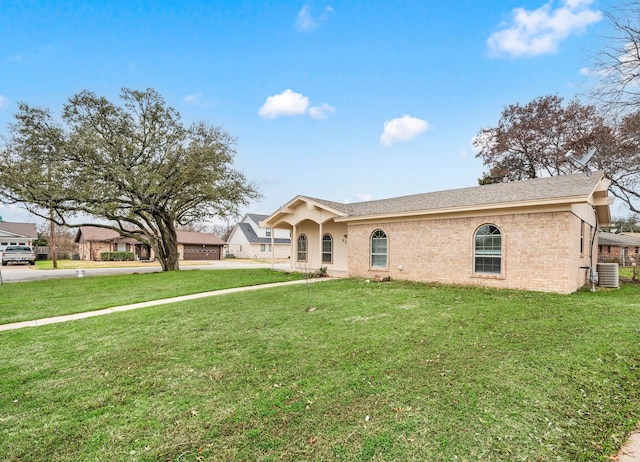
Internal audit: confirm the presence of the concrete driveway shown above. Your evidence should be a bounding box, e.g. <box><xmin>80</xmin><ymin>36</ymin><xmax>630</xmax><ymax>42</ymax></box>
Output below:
<box><xmin>0</xmin><ymin>260</ymin><xmax>292</xmax><ymax>283</ymax></box>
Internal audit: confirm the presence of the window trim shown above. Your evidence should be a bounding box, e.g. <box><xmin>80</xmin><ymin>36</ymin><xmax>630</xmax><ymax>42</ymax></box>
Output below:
<box><xmin>370</xmin><ymin>229</ymin><xmax>388</xmax><ymax>269</ymax></box>
<box><xmin>322</xmin><ymin>233</ymin><xmax>333</xmax><ymax>264</ymax></box>
<box><xmin>473</xmin><ymin>224</ymin><xmax>502</xmax><ymax>275</ymax></box>
<box><xmin>297</xmin><ymin>234</ymin><xmax>308</xmax><ymax>262</ymax></box>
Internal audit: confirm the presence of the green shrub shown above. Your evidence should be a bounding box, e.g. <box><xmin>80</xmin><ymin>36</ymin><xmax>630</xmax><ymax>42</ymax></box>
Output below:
<box><xmin>100</xmin><ymin>251</ymin><xmax>135</xmax><ymax>261</ymax></box>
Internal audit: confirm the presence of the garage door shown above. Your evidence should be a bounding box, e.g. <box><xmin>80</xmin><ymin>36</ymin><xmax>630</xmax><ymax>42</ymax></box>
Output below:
<box><xmin>183</xmin><ymin>245</ymin><xmax>221</xmax><ymax>260</ymax></box>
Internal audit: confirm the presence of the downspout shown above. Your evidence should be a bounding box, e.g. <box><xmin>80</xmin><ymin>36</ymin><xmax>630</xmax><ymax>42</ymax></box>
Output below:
<box><xmin>589</xmin><ymin>206</ymin><xmax>599</xmax><ymax>292</ymax></box>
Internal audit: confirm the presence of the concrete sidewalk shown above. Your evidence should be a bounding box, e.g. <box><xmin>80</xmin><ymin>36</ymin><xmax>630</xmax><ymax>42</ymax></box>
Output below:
<box><xmin>0</xmin><ymin>278</ymin><xmax>327</xmax><ymax>332</ymax></box>
<box><xmin>619</xmin><ymin>432</ymin><xmax>640</xmax><ymax>462</ymax></box>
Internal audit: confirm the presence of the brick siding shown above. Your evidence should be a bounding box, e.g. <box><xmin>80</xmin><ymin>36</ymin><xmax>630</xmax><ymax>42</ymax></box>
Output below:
<box><xmin>347</xmin><ymin>211</ymin><xmax>592</xmax><ymax>294</ymax></box>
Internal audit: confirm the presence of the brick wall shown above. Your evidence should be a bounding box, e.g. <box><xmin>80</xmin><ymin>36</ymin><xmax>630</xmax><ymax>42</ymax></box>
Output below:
<box><xmin>347</xmin><ymin>211</ymin><xmax>591</xmax><ymax>293</ymax></box>
<box><xmin>78</xmin><ymin>241</ymin><xmax>110</xmax><ymax>261</ymax></box>
<box><xmin>599</xmin><ymin>244</ymin><xmax>640</xmax><ymax>266</ymax></box>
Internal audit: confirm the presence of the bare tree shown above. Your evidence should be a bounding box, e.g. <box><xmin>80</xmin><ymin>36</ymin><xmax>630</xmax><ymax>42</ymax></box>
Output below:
<box><xmin>474</xmin><ymin>95</ymin><xmax>604</xmax><ymax>181</ymax></box>
<box><xmin>591</xmin><ymin>1</ymin><xmax>640</xmax><ymax>115</ymax></box>
<box><xmin>475</xmin><ymin>93</ymin><xmax>640</xmax><ymax>213</ymax></box>
<box><xmin>210</xmin><ymin>221</ymin><xmax>234</xmax><ymax>241</ymax></box>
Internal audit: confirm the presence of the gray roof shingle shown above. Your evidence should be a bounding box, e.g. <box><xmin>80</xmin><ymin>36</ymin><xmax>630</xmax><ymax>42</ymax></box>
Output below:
<box><xmin>75</xmin><ymin>226</ymin><xmax>225</xmax><ymax>245</ymax></box>
<box><xmin>598</xmin><ymin>232</ymin><xmax>640</xmax><ymax>246</ymax></box>
<box><xmin>247</xmin><ymin>213</ymin><xmax>269</xmax><ymax>224</ymax></box>
<box><xmin>305</xmin><ymin>171</ymin><xmax>606</xmax><ymax>217</ymax></box>
<box><xmin>237</xmin><ymin>223</ymin><xmax>290</xmax><ymax>244</ymax></box>
<box><xmin>0</xmin><ymin>222</ymin><xmax>38</xmax><ymax>238</ymax></box>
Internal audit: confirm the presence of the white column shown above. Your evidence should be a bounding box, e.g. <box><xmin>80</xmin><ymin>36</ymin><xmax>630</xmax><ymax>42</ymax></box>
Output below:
<box><xmin>292</xmin><ymin>224</ymin><xmax>297</xmax><ymax>270</ymax></box>
<box><xmin>318</xmin><ymin>222</ymin><xmax>323</xmax><ymax>269</ymax></box>
<box><xmin>271</xmin><ymin>228</ymin><xmax>275</xmax><ymax>270</ymax></box>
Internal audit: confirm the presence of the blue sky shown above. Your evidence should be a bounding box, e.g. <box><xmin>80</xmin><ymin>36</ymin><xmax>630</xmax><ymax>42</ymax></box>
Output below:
<box><xmin>0</xmin><ymin>0</ymin><xmax>619</xmax><ymax>224</ymax></box>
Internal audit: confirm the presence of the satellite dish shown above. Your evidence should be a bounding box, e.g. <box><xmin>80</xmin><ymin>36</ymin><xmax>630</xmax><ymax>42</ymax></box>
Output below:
<box><xmin>566</xmin><ymin>147</ymin><xmax>596</xmax><ymax>180</ymax></box>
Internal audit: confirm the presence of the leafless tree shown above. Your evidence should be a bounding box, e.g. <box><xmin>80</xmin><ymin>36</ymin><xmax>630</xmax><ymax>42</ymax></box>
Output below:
<box><xmin>591</xmin><ymin>1</ymin><xmax>640</xmax><ymax>116</ymax></box>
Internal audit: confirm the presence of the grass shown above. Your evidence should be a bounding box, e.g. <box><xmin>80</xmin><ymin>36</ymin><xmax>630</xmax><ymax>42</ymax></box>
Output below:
<box><xmin>32</xmin><ymin>258</ymin><xmax>287</xmax><ymax>270</ymax></box>
<box><xmin>1</xmin><ymin>277</ymin><xmax>639</xmax><ymax>461</ymax></box>
<box><xmin>34</xmin><ymin>260</ymin><xmax>160</xmax><ymax>269</ymax></box>
<box><xmin>0</xmin><ymin>269</ymin><xmax>303</xmax><ymax>325</ymax></box>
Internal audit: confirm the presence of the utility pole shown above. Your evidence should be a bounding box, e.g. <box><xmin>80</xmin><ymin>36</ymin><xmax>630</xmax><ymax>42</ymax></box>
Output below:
<box><xmin>49</xmin><ymin>205</ymin><xmax>57</xmax><ymax>269</ymax></box>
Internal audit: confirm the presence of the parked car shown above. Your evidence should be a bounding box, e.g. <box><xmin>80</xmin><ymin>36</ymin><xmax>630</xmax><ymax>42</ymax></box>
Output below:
<box><xmin>1</xmin><ymin>245</ymin><xmax>36</xmax><ymax>266</ymax></box>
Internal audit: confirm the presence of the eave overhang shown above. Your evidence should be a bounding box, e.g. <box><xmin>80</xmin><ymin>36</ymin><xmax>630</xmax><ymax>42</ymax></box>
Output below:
<box><xmin>333</xmin><ymin>195</ymin><xmax>593</xmax><ymax>223</ymax></box>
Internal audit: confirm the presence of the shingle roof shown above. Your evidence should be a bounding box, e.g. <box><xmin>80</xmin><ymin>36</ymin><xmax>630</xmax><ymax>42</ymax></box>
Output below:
<box><xmin>247</xmin><ymin>213</ymin><xmax>269</xmax><ymax>224</ymax></box>
<box><xmin>0</xmin><ymin>222</ymin><xmax>38</xmax><ymax>238</ymax></box>
<box><xmin>237</xmin><ymin>223</ymin><xmax>290</xmax><ymax>244</ymax></box>
<box><xmin>75</xmin><ymin>226</ymin><xmax>225</xmax><ymax>245</ymax></box>
<box><xmin>76</xmin><ymin>226</ymin><xmax>120</xmax><ymax>242</ymax></box>
<box><xmin>598</xmin><ymin>232</ymin><xmax>640</xmax><ymax>247</ymax></box>
<box><xmin>305</xmin><ymin>171</ymin><xmax>607</xmax><ymax>218</ymax></box>
<box><xmin>176</xmin><ymin>230</ymin><xmax>226</xmax><ymax>246</ymax></box>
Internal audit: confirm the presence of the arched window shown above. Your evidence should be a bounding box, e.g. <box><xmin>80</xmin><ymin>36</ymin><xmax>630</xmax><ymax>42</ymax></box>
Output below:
<box><xmin>474</xmin><ymin>224</ymin><xmax>502</xmax><ymax>274</ymax></box>
<box><xmin>322</xmin><ymin>234</ymin><xmax>333</xmax><ymax>264</ymax></box>
<box><xmin>370</xmin><ymin>229</ymin><xmax>388</xmax><ymax>268</ymax></box>
<box><xmin>297</xmin><ymin>234</ymin><xmax>308</xmax><ymax>262</ymax></box>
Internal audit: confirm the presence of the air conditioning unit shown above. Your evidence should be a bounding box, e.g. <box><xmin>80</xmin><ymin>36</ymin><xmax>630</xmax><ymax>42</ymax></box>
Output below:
<box><xmin>596</xmin><ymin>263</ymin><xmax>619</xmax><ymax>288</ymax></box>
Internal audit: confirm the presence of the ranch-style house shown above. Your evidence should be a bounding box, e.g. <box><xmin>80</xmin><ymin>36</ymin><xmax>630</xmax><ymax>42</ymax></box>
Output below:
<box><xmin>261</xmin><ymin>171</ymin><xmax>613</xmax><ymax>294</ymax></box>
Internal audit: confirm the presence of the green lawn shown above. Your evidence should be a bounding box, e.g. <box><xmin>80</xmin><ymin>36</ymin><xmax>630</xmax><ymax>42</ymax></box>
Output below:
<box><xmin>1</xmin><ymin>277</ymin><xmax>639</xmax><ymax>461</ymax></box>
<box><xmin>0</xmin><ymin>269</ymin><xmax>303</xmax><ymax>325</ymax></box>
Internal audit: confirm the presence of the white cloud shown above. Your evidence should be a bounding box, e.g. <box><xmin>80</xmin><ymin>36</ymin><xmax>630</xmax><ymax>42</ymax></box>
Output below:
<box><xmin>344</xmin><ymin>193</ymin><xmax>374</xmax><ymax>204</ymax></box>
<box><xmin>258</xmin><ymin>89</ymin><xmax>334</xmax><ymax>120</ymax></box>
<box><xmin>184</xmin><ymin>93</ymin><xmax>202</xmax><ymax>104</ymax></box>
<box><xmin>355</xmin><ymin>193</ymin><xmax>373</xmax><ymax>202</ymax></box>
<box><xmin>296</xmin><ymin>5</ymin><xmax>333</xmax><ymax>32</ymax></box>
<box><xmin>617</xmin><ymin>42</ymin><xmax>640</xmax><ymax>82</ymax></box>
<box><xmin>487</xmin><ymin>0</ymin><xmax>602</xmax><ymax>57</ymax></box>
<box><xmin>0</xmin><ymin>94</ymin><xmax>9</xmax><ymax>110</ymax></box>
<box><xmin>380</xmin><ymin>115</ymin><xmax>430</xmax><ymax>147</ymax></box>
<box><xmin>578</xmin><ymin>66</ymin><xmax>609</xmax><ymax>77</ymax></box>
<box><xmin>308</xmin><ymin>103</ymin><xmax>336</xmax><ymax>120</ymax></box>
<box><xmin>258</xmin><ymin>89</ymin><xmax>309</xmax><ymax>119</ymax></box>
<box><xmin>183</xmin><ymin>92</ymin><xmax>216</xmax><ymax>109</ymax></box>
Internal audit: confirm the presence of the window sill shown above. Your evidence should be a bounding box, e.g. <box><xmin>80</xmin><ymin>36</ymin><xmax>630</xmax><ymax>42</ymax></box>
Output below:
<box><xmin>471</xmin><ymin>272</ymin><xmax>505</xmax><ymax>280</ymax></box>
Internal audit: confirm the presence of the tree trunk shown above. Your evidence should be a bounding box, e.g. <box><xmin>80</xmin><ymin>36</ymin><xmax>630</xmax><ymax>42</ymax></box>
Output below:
<box><xmin>163</xmin><ymin>244</ymin><xmax>180</xmax><ymax>271</ymax></box>
<box><xmin>154</xmin><ymin>217</ymin><xmax>180</xmax><ymax>271</ymax></box>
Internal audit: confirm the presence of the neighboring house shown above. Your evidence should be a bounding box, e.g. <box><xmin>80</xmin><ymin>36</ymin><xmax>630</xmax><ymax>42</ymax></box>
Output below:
<box><xmin>226</xmin><ymin>213</ymin><xmax>291</xmax><ymax>259</ymax></box>
<box><xmin>177</xmin><ymin>230</ymin><xmax>226</xmax><ymax>261</ymax></box>
<box><xmin>598</xmin><ymin>232</ymin><xmax>640</xmax><ymax>266</ymax></box>
<box><xmin>262</xmin><ymin>171</ymin><xmax>613</xmax><ymax>294</ymax></box>
<box><xmin>0</xmin><ymin>221</ymin><xmax>38</xmax><ymax>248</ymax></box>
<box><xmin>74</xmin><ymin>227</ymin><xmax>226</xmax><ymax>261</ymax></box>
